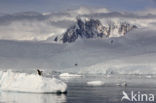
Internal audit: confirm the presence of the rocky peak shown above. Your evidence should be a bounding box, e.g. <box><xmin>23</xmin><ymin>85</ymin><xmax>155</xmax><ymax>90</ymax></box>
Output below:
<box><xmin>54</xmin><ymin>18</ymin><xmax>137</xmax><ymax>43</ymax></box>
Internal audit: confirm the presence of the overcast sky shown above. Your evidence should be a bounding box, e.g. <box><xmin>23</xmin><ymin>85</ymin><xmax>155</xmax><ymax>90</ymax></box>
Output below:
<box><xmin>0</xmin><ymin>0</ymin><xmax>156</xmax><ymax>14</ymax></box>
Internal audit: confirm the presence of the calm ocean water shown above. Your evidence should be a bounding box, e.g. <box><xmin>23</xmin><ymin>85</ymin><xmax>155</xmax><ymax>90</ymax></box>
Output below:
<box><xmin>0</xmin><ymin>74</ymin><xmax>156</xmax><ymax>103</ymax></box>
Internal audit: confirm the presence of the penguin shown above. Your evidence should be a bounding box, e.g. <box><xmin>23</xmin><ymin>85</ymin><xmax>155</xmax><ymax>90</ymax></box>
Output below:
<box><xmin>37</xmin><ymin>69</ymin><xmax>43</xmax><ymax>76</ymax></box>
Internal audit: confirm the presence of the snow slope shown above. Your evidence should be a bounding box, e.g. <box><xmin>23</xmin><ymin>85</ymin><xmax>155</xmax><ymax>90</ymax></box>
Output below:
<box><xmin>0</xmin><ymin>28</ymin><xmax>156</xmax><ymax>74</ymax></box>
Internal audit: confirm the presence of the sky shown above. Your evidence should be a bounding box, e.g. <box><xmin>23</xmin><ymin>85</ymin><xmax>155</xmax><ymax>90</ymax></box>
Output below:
<box><xmin>0</xmin><ymin>0</ymin><xmax>156</xmax><ymax>14</ymax></box>
<box><xmin>0</xmin><ymin>0</ymin><xmax>156</xmax><ymax>41</ymax></box>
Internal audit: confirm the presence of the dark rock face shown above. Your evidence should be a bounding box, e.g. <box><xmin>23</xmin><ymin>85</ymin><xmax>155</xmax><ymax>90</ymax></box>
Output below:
<box><xmin>118</xmin><ymin>22</ymin><xmax>137</xmax><ymax>35</ymax></box>
<box><xmin>62</xmin><ymin>25</ymin><xmax>79</xmax><ymax>43</ymax></box>
<box><xmin>54</xmin><ymin>18</ymin><xmax>137</xmax><ymax>43</ymax></box>
<box><xmin>61</xmin><ymin>18</ymin><xmax>105</xmax><ymax>43</ymax></box>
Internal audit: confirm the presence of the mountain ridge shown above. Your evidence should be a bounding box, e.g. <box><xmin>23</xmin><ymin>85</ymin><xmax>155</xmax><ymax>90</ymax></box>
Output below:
<box><xmin>53</xmin><ymin>18</ymin><xmax>137</xmax><ymax>43</ymax></box>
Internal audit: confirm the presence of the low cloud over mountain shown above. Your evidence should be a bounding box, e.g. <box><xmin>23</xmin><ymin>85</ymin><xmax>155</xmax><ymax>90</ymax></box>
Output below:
<box><xmin>0</xmin><ymin>7</ymin><xmax>156</xmax><ymax>41</ymax></box>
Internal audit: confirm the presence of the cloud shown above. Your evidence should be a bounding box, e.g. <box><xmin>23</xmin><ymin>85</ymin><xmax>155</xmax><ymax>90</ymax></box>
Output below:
<box><xmin>0</xmin><ymin>7</ymin><xmax>156</xmax><ymax>41</ymax></box>
<box><xmin>135</xmin><ymin>8</ymin><xmax>156</xmax><ymax>15</ymax></box>
<box><xmin>66</xmin><ymin>7</ymin><xmax>109</xmax><ymax>15</ymax></box>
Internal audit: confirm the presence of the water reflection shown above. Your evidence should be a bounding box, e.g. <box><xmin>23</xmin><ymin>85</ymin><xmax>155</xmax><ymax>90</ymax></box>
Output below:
<box><xmin>0</xmin><ymin>92</ymin><xmax>66</xmax><ymax>103</ymax></box>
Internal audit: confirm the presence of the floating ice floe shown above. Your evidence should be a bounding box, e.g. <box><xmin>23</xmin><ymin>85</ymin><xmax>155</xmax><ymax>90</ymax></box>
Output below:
<box><xmin>59</xmin><ymin>73</ymin><xmax>82</xmax><ymax>78</ymax></box>
<box><xmin>116</xmin><ymin>81</ymin><xmax>127</xmax><ymax>87</ymax></box>
<box><xmin>106</xmin><ymin>74</ymin><xmax>111</xmax><ymax>78</ymax></box>
<box><xmin>0</xmin><ymin>70</ymin><xmax>67</xmax><ymax>93</ymax></box>
<box><xmin>87</xmin><ymin>81</ymin><xmax>104</xmax><ymax>86</ymax></box>
<box><xmin>146</xmin><ymin>75</ymin><xmax>152</xmax><ymax>79</ymax></box>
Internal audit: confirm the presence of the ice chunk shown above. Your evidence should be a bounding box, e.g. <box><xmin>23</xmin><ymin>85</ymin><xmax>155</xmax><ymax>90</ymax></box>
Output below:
<box><xmin>59</xmin><ymin>73</ymin><xmax>82</xmax><ymax>77</ymax></box>
<box><xmin>116</xmin><ymin>81</ymin><xmax>127</xmax><ymax>87</ymax></box>
<box><xmin>0</xmin><ymin>70</ymin><xmax>67</xmax><ymax>93</ymax></box>
<box><xmin>87</xmin><ymin>81</ymin><xmax>104</xmax><ymax>86</ymax></box>
<box><xmin>146</xmin><ymin>75</ymin><xmax>152</xmax><ymax>79</ymax></box>
<box><xmin>106</xmin><ymin>74</ymin><xmax>111</xmax><ymax>78</ymax></box>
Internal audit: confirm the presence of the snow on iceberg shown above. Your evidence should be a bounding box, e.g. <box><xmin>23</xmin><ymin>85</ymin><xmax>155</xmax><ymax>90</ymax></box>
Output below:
<box><xmin>87</xmin><ymin>81</ymin><xmax>104</xmax><ymax>86</ymax></box>
<box><xmin>0</xmin><ymin>70</ymin><xmax>67</xmax><ymax>93</ymax></box>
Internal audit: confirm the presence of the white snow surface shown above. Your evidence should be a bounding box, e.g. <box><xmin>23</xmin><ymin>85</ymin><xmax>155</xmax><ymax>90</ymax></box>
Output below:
<box><xmin>0</xmin><ymin>70</ymin><xmax>67</xmax><ymax>93</ymax></box>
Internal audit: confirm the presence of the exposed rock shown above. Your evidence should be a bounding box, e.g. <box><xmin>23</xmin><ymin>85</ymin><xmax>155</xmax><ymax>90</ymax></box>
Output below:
<box><xmin>54</xmin><ymin>18</ymin><xmax>137</xmax><ymax>43</ymax></box>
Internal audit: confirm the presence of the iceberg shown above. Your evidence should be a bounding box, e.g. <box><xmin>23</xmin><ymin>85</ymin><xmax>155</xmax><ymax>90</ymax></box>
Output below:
<box><xmin>0</xmin><ymin>70</ymin><xmax>67</xmax><ymax>93</ymax></box>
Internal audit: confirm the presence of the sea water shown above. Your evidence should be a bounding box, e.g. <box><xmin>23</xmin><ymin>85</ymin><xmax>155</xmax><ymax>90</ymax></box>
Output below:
<box><xmin>0</xmin><ymin>72</ymin><xmax>156</xmax><ymax>103</ymax></box>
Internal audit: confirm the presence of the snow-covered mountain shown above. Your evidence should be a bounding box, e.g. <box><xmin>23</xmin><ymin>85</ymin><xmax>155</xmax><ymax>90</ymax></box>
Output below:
<box><xmin>0</xmin><ymin>28</ymin><xmax>156</xmax><ymax>74</ymax></box>
<box><xmin>53</xmin><ymin>18</ymin><xmax>137</xmax><ymax>43</ymax></box>
<box><xmin>0</xmin><ymin>7</ymin><xmax>156</xmax><ymax>74</ymax></box>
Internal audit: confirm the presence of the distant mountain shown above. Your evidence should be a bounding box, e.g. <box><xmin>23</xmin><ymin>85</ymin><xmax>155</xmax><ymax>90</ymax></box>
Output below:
<box><xmin>53</xmin><ymin>18</ymin><xmax>137</xmax><ymax>43</ymax></box>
